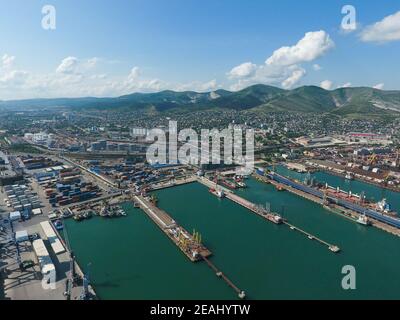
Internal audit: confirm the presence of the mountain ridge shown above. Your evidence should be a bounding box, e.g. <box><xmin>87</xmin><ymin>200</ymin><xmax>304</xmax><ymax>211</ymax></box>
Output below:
<box><xmin>1</xmin><ymin>84</ymin><xmax>400</xmax><ymax>118</ymax></box>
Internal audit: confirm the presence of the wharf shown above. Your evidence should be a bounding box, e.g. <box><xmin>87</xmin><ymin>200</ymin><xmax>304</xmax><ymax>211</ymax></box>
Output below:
<box><xmin>133</xmin><ymin>195</ymin><xmax>211</xmax><ymax>262</ymax></box>
<box><xmin>198</xmin><ymin>176</ymin><xmax>341</xmax><ymax>253</ymax></box>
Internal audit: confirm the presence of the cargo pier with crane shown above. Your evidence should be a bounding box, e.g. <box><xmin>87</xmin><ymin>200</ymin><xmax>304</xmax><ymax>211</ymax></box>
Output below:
<box><xmin>132</xmin><ymin>193</ymin><xmax>246</xmax><ymax>299</ymax></box>
<box><xmin>133</xmin><ymin>194</ymin><xmax>210</xmax><ymax>262</ymax></box>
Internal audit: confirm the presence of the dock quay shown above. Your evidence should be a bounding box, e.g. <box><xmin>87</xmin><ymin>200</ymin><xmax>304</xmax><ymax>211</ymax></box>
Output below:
<box><xmin>148</xmin><ymin>176</ymin><xmax>197</xmax><ymax>191</ymax></box>
<box><xmin>224</xmin><ymin>192</ymin><xmax>283</xmax><ymax>225</ymax></box>
<box><xmin>133</xmin><ymin>195</ymin><xmax>211</xmax><ymax>262</ymax></box>
<box><xmin>65</xmin><ymin>192</ymin><xmax>122</xmax><ymax>209</ymax></box>
<box><xmin>198</xmin><ymin>176</ymin><xmax>341</xmax><ymax>253</ymax></box>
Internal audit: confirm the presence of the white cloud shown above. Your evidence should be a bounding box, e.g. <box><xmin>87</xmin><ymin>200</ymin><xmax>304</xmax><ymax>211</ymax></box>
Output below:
<box><xmin>320</xmin><ymin>80</ymin><xmax>333</xmax><ymax>90</ymax></box>
<box><xmin>312</xmin><ymin>64</ymin><xmax>322</xmax><ymax>71</ymax></box>
<box><xmin>174</xmin><ymin>79</ymin><xmax>220</xmax><ymax>92</ymax></box>
<box><xmin>127</xmin><ymin>66</ymin><xmax>141</xmax><ymax>81</ymax></box>
<box><xmin>56</xmin><ymin>56</ymin><xmax>101</xmax><ymax>75</ymax></box>
<box><xmin>228</xmin><ymin>62</ymin><xmax>257</xmax><ymax>79</ymax></box>
<box><xmin>1</xmin><ymin>54</ymin><xmax>15</xmax><ymax>69</ymax></box>
<box><xmin>228</xmin><ymin>30</ymin><xmax>333</xmax><ymax>91</ymax></box>
<box><xmin>373</xmin><ymin>83</ymin><xmax>385</xmax><ymax>90</ymax></box>
<box><xmin>0</xmin><ymin>70</ymin><xmax>29</xmax><ymax>87</ymax></box>
<box><xmin>56</xmin><ymin>56</ymin><xmax>79</xmax><ymax>74</ymax></box>
<box><xmin>282</xmin><ymin>67</ymin><xmax>306</xmax><ymax>89</ymax></box>
<box><xmin>86</xmin><ymin>57</ymin><xmax>99</xmax><ymax>68</ymax></box>
<box><xmin>338</xmin><ymin>82</ymin><xmax>352</xmax><ymax>88</ymax></box>
<box><xmin>360</xmin><ymin>11</ymin><xmax>400</xmax><ymax>43</ymax></box>
<box><xmin>266</xmin><ymin>31</ymin><xmax>334</xmax><ymax>66</ymax></box>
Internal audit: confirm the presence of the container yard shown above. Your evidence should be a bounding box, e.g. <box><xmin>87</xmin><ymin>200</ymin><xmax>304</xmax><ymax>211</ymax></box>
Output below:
<box><xmin>3</xmin><ymin>183</ymin><xmax>43</xmax><ymax>220</ymax></box>
<box><xmin>72</xmin><ymin>158</ymin><xmax>189</xmax><ymax>190</ymax></box>
<box><xmin>32</xmin><ymin>164</ymin><xmax>102</xmax><ymax>208</ymax></box>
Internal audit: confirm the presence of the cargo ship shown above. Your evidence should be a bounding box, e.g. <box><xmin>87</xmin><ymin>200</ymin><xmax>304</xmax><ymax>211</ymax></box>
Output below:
<box><xmin>219</xmin><ymin>179</ymin><xmax>237</xmax><ymax>190</ymax></box>
<box><xmin>264</xmin><ymin>171</ymin><xmax>400</xmax><ymax>229</ymax></box>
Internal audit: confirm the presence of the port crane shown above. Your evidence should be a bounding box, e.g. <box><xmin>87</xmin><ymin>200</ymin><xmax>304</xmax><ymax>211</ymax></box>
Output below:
<box><xmin>79</xmin><ymin>263</ymin><xmax>91</xmax><ymax>300</ymax></box>
<box><xmin>368</xmin><ymin>153</ymin><xmax>378</xmax><ymax>166</ymax></box>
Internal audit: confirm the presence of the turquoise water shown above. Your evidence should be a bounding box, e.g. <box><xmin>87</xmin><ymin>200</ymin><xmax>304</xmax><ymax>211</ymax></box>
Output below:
<box><xmin>64</xmin><ymin>170</ymin><xmax>400</xmax><ymax>300</ymax></box>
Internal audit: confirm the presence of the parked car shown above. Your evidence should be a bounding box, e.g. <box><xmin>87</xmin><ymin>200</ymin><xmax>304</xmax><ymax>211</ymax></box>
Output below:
<box><xmin>20</xmin><ymin>260</ymin><xmax>35</xmax><ymax>270</ymax></box>
<box><xmin>28</xmin><ymin>233</ymin><xmax>40</xmax><ymax>241</ymax></box>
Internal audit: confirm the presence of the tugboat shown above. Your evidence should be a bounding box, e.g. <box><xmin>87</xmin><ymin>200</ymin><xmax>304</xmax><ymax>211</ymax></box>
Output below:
<box><xmin>357</xmin><ymin>214</ymin><xmax>371</xmax><ymax>226</ymax></box>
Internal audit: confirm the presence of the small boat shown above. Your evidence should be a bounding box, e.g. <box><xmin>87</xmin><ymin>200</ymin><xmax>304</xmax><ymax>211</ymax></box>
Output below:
<box><xmin>276</xmin><ymin>185</ymin><xmax>285</xmax><ymax>191</ymax></box>
<box><xmin>118</xmin><ymin>209</ymin><xmax>127</xmax><ymax>216</ymax></box>
<box><xmin>53</xmin><ymin>220</ymin><xmax>64</xmax><ymax>230</ymax></box>
<box><xmin>73</xmin><ymin>214</ymin><xmax>84</xmax><ymax>222</ymax></box>
<box><xmin>83</xmin><ymin>212</ymin><xmax>92</xmax><ymax>219</ymax></box>
<box><xmin>134</xmin><ymin>202</ymin><xmax>140</xmax><ymax>208</ymax></box>
<box><xmin>236</xmin><ymin>181</ymin><xmax>247</xmax><ymax>188</ymax></box>
<box><xmin>357</xmin><ymin>214</ymin><xmax>371</xmax><ymax>226</ymax></box>
<box><xmin>345</xmin><ymin>172</ymin><xmax>354</xmax><ymax>180</ymax></box>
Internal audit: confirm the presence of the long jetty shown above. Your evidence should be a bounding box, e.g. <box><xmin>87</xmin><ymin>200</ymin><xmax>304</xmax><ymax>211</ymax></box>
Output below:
<box><xmin>201</xmin><ymin>256</ymin><xmax>246</xmax><ymax>299</ymax></box>
<box><xmin>133</xmin><ymin>194</ymin><xmax>246</xmax><ymax>298</ymax></box>
<box><xmin>197</xmin><ymin>176</ymin><xmax>341</xmax><ymax>253</ymax></box>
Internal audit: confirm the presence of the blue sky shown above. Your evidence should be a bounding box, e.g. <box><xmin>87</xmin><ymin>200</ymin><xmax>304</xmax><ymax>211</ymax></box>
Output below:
<box><xmin>0</xmin><ymin>0</ymin><xmax>399</xmax><ymax>99</ymax></box>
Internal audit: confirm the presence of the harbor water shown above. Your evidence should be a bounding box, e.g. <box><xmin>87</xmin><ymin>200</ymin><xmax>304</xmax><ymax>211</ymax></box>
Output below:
<box><xmin>64</xmin><ymin>170</ymin><xmax>400</xmax><ymax>300</ymax></box>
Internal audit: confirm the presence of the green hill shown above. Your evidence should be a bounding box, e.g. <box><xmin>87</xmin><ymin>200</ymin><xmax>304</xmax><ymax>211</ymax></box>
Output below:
<box><xmin>1</xmin><ymin>84</ymin><xmax>400</xmax><ymax>118</ymax></box>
